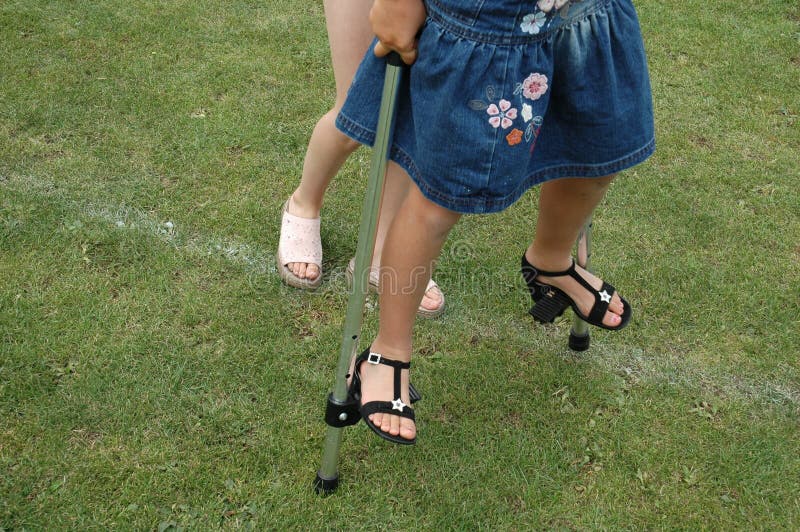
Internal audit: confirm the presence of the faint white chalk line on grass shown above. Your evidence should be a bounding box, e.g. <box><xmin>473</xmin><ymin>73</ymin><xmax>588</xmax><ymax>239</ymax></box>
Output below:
<box><xmin>3</xmin><ymin>172</ymin><xmax>798</xmax><ymax>407</ymax></box>
<box><xmin>586</xmin><ymin>344</ymin><xmax>799</xmax><ymax>407</ymax></box>
<box><xmin>2</xmin><ymin>173</ymin><xmax>277</xmax><ymax>275</ymax></box>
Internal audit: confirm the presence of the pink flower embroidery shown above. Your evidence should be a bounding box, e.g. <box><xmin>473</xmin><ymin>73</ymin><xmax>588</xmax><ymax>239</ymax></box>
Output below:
<box><xmin>521</xmin><ymin>73</ymin><xmax>549</xmax><ymax>100</ymax></box>
<box><xmin>486</xmin><ymin>99</ymin><xmax>518</xmax><ymax>129</ymax></box>
<box><xmin>537</xmin><ymin>0</ymin><xmax>569</xmax><ymax>13</ymax></box>
<box><xmin>537</xmin><ymin>0</ymin><xmax>555</xmax><ymax>12</ymax></box>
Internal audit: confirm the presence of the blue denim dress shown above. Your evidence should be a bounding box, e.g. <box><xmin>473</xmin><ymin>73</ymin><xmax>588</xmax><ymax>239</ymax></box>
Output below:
<box><xmin>336</xmin><ymin>0</ymin><xmax>655</xmax><ymax>214</ymax></box>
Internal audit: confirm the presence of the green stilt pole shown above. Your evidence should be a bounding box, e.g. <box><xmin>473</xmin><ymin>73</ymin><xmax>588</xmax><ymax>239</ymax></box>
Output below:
<box><xmin>568</xmin><ymin>220</ymin><xmax>592</xmax><ymax>351</ymax></box>
<box><xmin>314</xmin><ymin>54</ymin><xmax>404</xmax><ymax>494</ymax></box>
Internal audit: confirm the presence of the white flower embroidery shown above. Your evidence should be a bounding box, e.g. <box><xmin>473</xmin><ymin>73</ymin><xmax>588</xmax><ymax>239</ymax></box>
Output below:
<box><xmin>521</xmin><ymin>103</ymin><xmax>533</xmax><ymax>123</ymax></box>
<box><xmin>520</xmin><ymin>12</ymin><xmax>547</xmax><ymax>34</ymax></box>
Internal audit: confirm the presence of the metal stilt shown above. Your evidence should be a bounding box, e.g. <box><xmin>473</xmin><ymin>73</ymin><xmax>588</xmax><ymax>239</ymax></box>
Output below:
<box><xmin>314</xmin><ymin>54</ymin><xmax>405</xmax><ymax>495</ymax></box>
<box><xmin>568</xmin><ymin>220</ymin><xmax>592</xmax><ymax>351</ymax></box>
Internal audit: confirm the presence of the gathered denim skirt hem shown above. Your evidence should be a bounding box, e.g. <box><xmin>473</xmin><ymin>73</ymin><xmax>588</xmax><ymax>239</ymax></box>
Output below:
<box><xmin>338</xmin><ymin>111</ymin><xmax>654</xmax><ymax>213</ymax></box>
<box><xmin>337</xmin><ymin>0</ymin><xmax>655</xmax><ymax>215</ymax></box>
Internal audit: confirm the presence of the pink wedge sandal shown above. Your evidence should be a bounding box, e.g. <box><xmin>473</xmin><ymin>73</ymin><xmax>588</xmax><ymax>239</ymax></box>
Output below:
<box><xmin>276</xmin><ymin>198</ymin><xmax>323</xmax><ymax>290</ymax></box>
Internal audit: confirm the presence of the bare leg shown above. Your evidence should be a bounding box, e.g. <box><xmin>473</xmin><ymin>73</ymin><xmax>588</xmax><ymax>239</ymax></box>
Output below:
<box><xmin>525</xmin><ymin>176</ymin><xmax>626</xmax><ymax>328</ymax></box>
<box><xmin>371</xmin><ymin>162</ymin><xmax>444</xmax><ymax>311</ymax></box>
<box><xmin>284</xmin><ymin>1</ymin><xmax>444</xmax><ymax>313</ymax></box>
<box><xmin>286</xmin><ymin>0</ymin><xmax>373</xmax><ymax>280</ymax></box>
<box><xmin>360</xmin><ymin>184</ymin><xmax>461</xmax><ymax>440</ymax></box>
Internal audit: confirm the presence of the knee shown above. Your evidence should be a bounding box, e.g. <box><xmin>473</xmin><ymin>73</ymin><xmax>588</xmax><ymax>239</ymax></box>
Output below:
<box><xmin>559</xmin><ymin>173</ymin><xmax>617</xmax><ymax>201</ymax></box>
<box><xmin>336</xmin><ymin>131</ymin><xmax>361</xmax><ymax>154</ymax></box>
<box><xmin>319</xmin><ymin>109</ymin><xmax>361</xmax><ymax>154</ymax></box>
<box><xmin>405</xmin><ymin>188</ymin><xmax>460</xmax><ymax>238</ymax></box>
<box><xmin>595</xmin><ymin>173</ymin><xmax>617</xmax><ymax>188</ymax></box>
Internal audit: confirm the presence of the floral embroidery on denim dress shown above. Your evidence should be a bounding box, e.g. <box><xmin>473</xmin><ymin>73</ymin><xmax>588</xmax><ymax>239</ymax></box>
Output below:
<box><xmin>521</xmin><ymin>0</ymin><xmax>585</xmax><ymax>34</ymax></box>
<box><xmin>520</xmin><ymin>11</ymin><xmax>547</xmax><ymax>34</ymax></box>
<box><xmin>487</xmin><ymin>99</ymin><xmax>518</xmax><ymax>130</ymax></box>
<box><xmin>470</xmin><ymin>73</ymin><xmax>548</xmax><ymax>149</ymax></box>
<box><xmin>336</xmin><ymin>0</ymin><xmax>655</xmax><ymax>214</ymax></box>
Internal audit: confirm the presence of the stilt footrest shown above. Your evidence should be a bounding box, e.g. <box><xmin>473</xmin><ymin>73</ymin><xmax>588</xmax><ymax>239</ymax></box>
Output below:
<box><xmin>324</xmin><ymin>393</ymin><xmax>361</xmax><ymax>427</ymax></box>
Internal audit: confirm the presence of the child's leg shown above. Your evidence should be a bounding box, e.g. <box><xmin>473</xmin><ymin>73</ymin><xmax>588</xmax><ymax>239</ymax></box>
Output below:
<box><xmin>525</xmin><ymin>175</ymin><xmax>626</xmax><ymax>328</ymax></box>
<box><xmin>286</xmin><ymin>0</ymin><xmax>373</xmax><ymax>280</ymax></box>
<box><xmin>361</xmin><ymin>183</ymin><xmax>461</xmax><ymax>439</ymax></box>
<box><xmin>371</xmin><ymin>162</ymin><xmax>445</xmax><ymax>312</ymax></box>
<box><xmin>285</xmin><ymin>1</ymin><xmax>444</xmax><ymax>314</ymax></box>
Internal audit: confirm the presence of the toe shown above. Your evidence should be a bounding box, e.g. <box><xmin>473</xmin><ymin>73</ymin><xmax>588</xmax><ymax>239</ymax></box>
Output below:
<box><xmin>400</xmin><ymin>418</ymin><xmax>416</xmax><ymax>440</ymax></box>
<box><xmin>603</xmin><ymin>310</ymin><xmax>622</xmax><ymax>328</ymax></box>
<box><xmin>296</xmin><ymin>263</ymin><xmax>308</xmax><ymax>279</ymax></box>
<box><xmin>389</xmin><ymin>414</ymin><xmax>401</xmax><ymax>436</ymax></box>
<box><xmin>608</xmin><ymin>292</ymin><xmax>624</xmax><ymax>315</ymax></box>
<box><xmin>380</xmin><ymin>414</ymin><xmax>394</xmax><ymax>435</ymax></box>
<box><xmin>306</xmin><ymin>263</ymin><xmax>320</xmax><ymax>280</ymax></box>
<box><xmin>420</xmin><ymin>286</ymin><xmax>443</xmax><ymax>311</ymax></box>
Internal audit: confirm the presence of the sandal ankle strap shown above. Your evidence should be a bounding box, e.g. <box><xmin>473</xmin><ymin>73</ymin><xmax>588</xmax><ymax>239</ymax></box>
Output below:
<box><xmin>521</xmin><ymin>255</ymin><xmax>575</xmax><ymax>280</ymax></box>
<box><xmin>522</xmin><ymin>255</ymin><xmax>606</xmax><ymax>302</ymax></box>
<box><xmin>356</xmin><ymin>350</ymin><xmax>411</xmax><ymax>371</ymax></box>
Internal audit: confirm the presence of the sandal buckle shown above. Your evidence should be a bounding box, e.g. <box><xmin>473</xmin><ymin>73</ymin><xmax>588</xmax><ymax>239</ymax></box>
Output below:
<box><xmin>367</xmin><ymin>352</ymin><xmax>382</xmax><ymax>365</ymax></box>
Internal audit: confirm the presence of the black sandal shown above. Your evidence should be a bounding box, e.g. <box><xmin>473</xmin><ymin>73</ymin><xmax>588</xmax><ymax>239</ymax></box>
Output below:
<box><xmin>520</xmin><ymin>254</ymin><xmax>632</xmax><ymax>331</ymax></box>
<box><xmin>348</xmin><ymin>348</ymin><xmax>416</xmax><ymax>445</ymax></box>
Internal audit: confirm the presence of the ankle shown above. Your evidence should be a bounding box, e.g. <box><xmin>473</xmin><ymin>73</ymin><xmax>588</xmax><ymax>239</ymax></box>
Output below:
<box><xmin>525</xmin><ymin>247</ymin><xmax>571</xmax><ymax>273</ymax></box>
<box><xmin>288</xmin><ymin>191</ymin><xmax>322</xmax><ymax>218</ymax></box>
<box><xmin>369</xmin><ymin>339</ymin><xmax>412</xmax><ymax>363</ymax></box>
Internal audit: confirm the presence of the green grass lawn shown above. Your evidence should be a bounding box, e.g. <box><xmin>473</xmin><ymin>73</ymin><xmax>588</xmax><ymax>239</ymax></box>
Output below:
<box><xmin>2</xmin><ymin>0</ymin><xmax>799</xmax><ymax>529</ymax></box>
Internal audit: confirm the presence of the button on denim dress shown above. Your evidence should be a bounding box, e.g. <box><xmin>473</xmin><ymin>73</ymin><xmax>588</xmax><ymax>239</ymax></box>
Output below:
<box><xmin>336</xmin><ymin>0</ymin><xmax>656</xmax><ymax>214</ymax></box>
